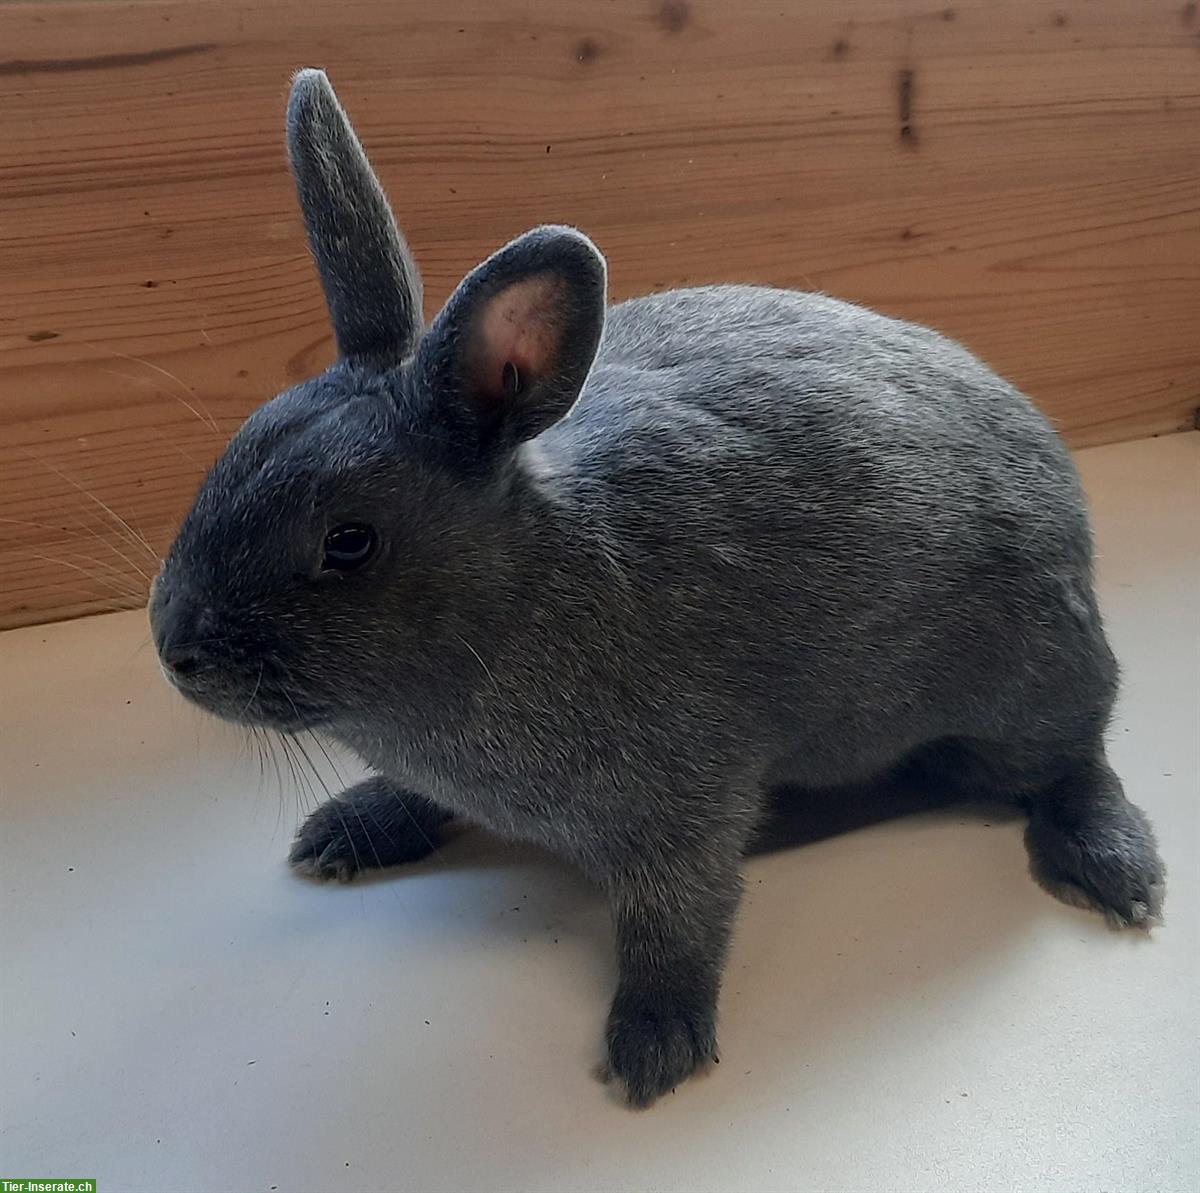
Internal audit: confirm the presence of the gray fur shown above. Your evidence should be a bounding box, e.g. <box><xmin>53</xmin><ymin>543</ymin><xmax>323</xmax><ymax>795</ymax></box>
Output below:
<box><xmin>151</xmin><ymin>70</ymin><xmax>1165</xmax><ymax>1107</ymax></box>
<box><xmin>287</xmin><ymin>69</ymin><xmax>423</xmax><ymax>361</ymax></box>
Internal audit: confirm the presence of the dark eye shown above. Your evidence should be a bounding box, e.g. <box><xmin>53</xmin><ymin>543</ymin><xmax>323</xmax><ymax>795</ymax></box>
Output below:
<box><xmin>322</xmin><ymin>523</ymin><xmax>377</xmax><ymax>572</ymax></box>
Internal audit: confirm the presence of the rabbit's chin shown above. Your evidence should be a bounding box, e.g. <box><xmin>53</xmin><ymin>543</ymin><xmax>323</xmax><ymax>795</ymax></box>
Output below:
<box><xmin>164</xmin><ymin>666</ymin><xmax>329</xmax><ymax>733</ymax></box>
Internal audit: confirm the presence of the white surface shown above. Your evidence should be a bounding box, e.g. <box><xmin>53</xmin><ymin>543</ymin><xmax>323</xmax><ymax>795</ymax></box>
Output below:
<box><xmin>2</xmin><ymin>433</ymin><xmax>1198</xmax><ymax>1193</ymax></box>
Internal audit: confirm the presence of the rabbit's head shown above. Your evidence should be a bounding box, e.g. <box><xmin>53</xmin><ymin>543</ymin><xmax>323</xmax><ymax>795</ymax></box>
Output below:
<box><xmin>150</xmin><ymin>69</ymin><xmax>606</xmax><ymax>729</ymax></box>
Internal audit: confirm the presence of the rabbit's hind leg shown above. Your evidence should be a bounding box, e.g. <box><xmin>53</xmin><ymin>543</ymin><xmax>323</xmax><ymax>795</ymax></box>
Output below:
<box><xmin>1022</xmin><ymin>752</ymin><xmax>1164</xmax><ymax>929</ymax></box>
<box><xmin>941</xmin><ymin>737</ymin><xmax>1165</xmax><ymax>929</ymax></box>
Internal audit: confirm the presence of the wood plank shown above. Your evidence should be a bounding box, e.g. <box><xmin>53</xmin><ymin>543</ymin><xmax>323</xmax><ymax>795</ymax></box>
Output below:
<box><xmin>2</xmin><ymin>0</ymin><xmax>1198</xmax><ymax>628</ymax></box>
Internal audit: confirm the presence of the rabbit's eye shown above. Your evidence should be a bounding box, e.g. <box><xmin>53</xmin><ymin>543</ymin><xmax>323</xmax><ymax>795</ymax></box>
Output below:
<box><xmin>322</xmin><ymin>523</ymin><xmax>377</xmax><ymax>572</ymax></box>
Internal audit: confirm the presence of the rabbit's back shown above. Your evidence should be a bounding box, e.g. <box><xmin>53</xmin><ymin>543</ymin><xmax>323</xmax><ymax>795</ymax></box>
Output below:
<box><xmin>553</xmin><ymin>285</ymin><xmax>1090</xmax><ymax>586</ymax></box>
<box><xmin>529</xmin><ymin>286</ymin><xmax>1110</xmax><ymax>783</ymax></box>
<box><xmin>584</xmin><ymin>285</ymin><xmax>1070</xmax><ymax>476</ymax></box>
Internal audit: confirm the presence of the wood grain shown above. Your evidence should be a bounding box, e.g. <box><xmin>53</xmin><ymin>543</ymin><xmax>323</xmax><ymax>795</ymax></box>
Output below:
<box><xmin>2</xmin><ymin>0</ymin><xmax>1198</xmax><ymax>628</ymax></box>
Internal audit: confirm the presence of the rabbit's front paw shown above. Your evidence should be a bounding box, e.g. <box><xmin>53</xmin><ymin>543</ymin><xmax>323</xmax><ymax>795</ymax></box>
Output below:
<box><xmin>603</xmin><ymin>988</ymin><xmax>717</xmax><ymax>1108</ymax></box>
<box><xmin>288</xmin><ymin>779</ymin><xmax>443</xmax><ymax>882</ymax></box>
<box><xmin>288</xmin><ymin>800</ymin><xmax>372</xmax><ymax>882</ymax></box>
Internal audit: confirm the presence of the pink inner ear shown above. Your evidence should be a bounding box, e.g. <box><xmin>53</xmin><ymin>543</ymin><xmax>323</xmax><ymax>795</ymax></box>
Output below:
<box><xmin>473</xmin><ymin>274</ymin><xmax>566</xmax><ymax>403</ymax></box>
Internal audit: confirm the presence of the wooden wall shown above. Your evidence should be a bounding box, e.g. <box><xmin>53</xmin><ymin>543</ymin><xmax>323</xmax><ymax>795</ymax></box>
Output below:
<box><xmin>1</xmin><ymin>0</ymin><xmax>1198</xmax><ymax>628</ymax></box>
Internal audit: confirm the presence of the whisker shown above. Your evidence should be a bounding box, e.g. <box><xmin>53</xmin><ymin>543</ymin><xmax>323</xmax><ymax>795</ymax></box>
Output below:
<box><xmin>66</xmin><ymin>509</ymin><xmax>155</xmax><ymax>586</ymax></box>
<box><xmin>302</xmin><ymin>727</ymin><xmax>348</xmax><ymax>787</ymax></box>
<box><xmin>286</xmin><ymin>730</ymin><xmax>335</xmax><ymax>802</ymax></box>
<box><xmin>1</xmin><ymin>511</ymin><xmax>157</xmax><ymax>585</ymax></box>
<box><xmin>37</xmin><ymin>541</ymin><xmax>141</xmax><ymax>595</ymax></box>
<box><xmin>277</xmin><ymin>734</ymin><xmax>311</xmax><ymax>816</ymax></box>
<box><xmin>249</xmin><ymin>727</ymin><xmax>265</xmax><ymax>783</ymax></box>
<box><xmin>30</xmin><ymin>552</ymin><xmax>142</xmax><ymax>603</ymax></box>
<box><xmin>237</xmin><ymin>663</ymin><xmax>265</xmax><ymax>722</ymax></box>
<box><xmin>2</xmin><ymin>513</ymin><xmax>153</xmax><ymax>597</ymax></box>
<box><xmin>255</xmin><ymin>729</ymin><xmax>286</xmax><ymax>840</ymax></box>
<box><xmin>123</xmin><ymin>503</ymin><xmax>154</xmax><ymax>559</ymax></box>
<box><xmin>20</xmin><ymin>447</ymin><xmax>158</xmax><ymax>566</ymax></box>
<box><xmin>302</xmin><ymin>726</ymin><xmax>407</xmax><ymax>863</ymax></box>
<box><xmin>81</xmin><ymin>340</ymin><xmax>220</xmax><ymax>433</ymax></box>
<box><xmin>59</xmin><ymin>595</ymin><xmax>143</xmax><ymax>618</ymax></box>
<box><xmin>125</xmin><ymin>632</ymin><xmax>154</xmax><ymax>666</ymax></box>
<box><xmin>282</xmin><ymin>691</ymin><xmax>394</xmax><ymax>878</ymax></box>
<box><xmin>0</xmin><ymin>515</ymin><xmax>79</xmax><ymax>531</ymax></box>
<box><xmin>455</xmin><ymin>633</ymin><xmax>497</xmax><ymax>686</ymax></box>
<box><xmin>261</xmin><ymin>729</ymin><xmax>286</xmax><ymax>807</ymax></box>
<box><xmin>287</xmin><ymin>726</ymin><xmax>376</xmax><ymax>875</ymax></box>
<box><xmin>51</xmin><ymin>463</ymin><xmax>157</xmax><ymax>566</ymax></box>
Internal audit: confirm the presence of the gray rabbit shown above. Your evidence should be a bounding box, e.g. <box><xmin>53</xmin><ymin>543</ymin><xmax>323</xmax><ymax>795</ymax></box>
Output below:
<box><xmin>151</xmin><ymin>69</ymin><xmax>1164</xmax><ymax>1106</ymax></box>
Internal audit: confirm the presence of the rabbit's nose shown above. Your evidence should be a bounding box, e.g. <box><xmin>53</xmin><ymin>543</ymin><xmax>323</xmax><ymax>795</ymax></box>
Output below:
<box><xmin>158</xmin><ymin>623</ymin><xmax>209</xmax><ymax>680</ymax></box>
<box><xmin>161</xmin><ymin>643</ymin><xmax>204</xmax><ymax>678</ymax></box>
<box><xmin>152</xmin><ymin>591</ymin><xmax>216</xmax><ymax>682</ymax></box>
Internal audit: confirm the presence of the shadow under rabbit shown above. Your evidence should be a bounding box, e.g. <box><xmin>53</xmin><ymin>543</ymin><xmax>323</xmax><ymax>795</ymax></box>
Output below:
<box><xmin>270</xmin><ymin>780</ymin><xmax>1128</xmax><ymax>1081</ymax></box>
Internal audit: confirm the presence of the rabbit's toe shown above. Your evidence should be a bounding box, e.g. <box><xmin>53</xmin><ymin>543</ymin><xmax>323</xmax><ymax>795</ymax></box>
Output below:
<box><xmin>288</xmin><ymin>802</ymin><xmax>366</xmax><ymax>882</ymax></box>
<box><xmin>1026</xmin><ymin>797</ymin><xmax>1165</xmax><ymax>930</ymax></box>
<box><xmin>603</xmin><ymin>990</ymin><xmax>717</xmax><ymax>1108</ymax></box>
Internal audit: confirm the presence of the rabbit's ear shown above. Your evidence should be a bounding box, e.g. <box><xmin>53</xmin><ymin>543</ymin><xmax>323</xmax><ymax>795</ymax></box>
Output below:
<box><xmin>415</xmin><ymin>226</ymin><xmax>606</xmax><ymax>447</ymax></box>
<box><xmin>286</xmin><ymin>69</ymin><xmax>423</xmax><ymax>362</ymax></box>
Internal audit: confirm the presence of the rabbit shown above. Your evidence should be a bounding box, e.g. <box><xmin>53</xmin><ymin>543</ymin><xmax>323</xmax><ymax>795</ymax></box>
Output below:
<box><xmin>150</xmin><ymin>68</ymin><xmax>1165</xmax><ymax>1107</ymax></box>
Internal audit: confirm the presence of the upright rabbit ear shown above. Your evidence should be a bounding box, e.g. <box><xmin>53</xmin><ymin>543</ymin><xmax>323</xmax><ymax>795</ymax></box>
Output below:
<box><xmin>286</xmin><ymin>69</ymin><xmax>423</xmax><ymax>362</ymax></box>
<box><xmin>414</xmin><ymin>226</ymin><xmax>607</xmax><ymax>449</ymax></box>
